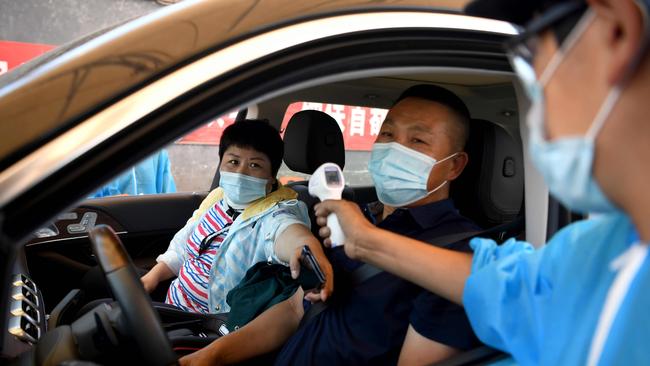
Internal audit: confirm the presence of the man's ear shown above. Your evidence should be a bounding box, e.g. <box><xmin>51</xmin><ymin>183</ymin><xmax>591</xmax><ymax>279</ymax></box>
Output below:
<box><xmin>588</xmin><ymin>0</ymin><xmax>646</xmax><ymax>84</ymax></box>
<box><xmin>446</xmin><ymin>152</ymin><xmax>468</xmax><ymax>182</ymax></box>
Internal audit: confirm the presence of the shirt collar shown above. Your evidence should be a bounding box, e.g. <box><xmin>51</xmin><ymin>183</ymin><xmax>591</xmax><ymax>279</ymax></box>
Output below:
<box><xmin>400</xmin><ymin>198</ymin><xmax>457</xmax><ymax>229</ymax></box>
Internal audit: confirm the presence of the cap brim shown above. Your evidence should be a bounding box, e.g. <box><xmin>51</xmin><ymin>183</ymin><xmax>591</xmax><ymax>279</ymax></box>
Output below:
<box><xmin>465</xmin><ymin>0</ymin><xmax>542</xmax><ymax>26</ymax></box>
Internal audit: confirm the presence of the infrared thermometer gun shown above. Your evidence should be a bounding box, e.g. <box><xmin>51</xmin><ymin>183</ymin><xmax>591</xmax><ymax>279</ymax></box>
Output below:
<box><xmin>309</xmin><ymin>163</ymin><xmax>346</xmax><ymax>247</ymax></box>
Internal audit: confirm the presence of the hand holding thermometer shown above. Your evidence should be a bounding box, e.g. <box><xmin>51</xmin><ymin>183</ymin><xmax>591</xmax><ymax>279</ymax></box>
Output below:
<box><xmin>309</xmin><ymin>163</ymin><xmax>346</xmax><ymax>247</ymax></box>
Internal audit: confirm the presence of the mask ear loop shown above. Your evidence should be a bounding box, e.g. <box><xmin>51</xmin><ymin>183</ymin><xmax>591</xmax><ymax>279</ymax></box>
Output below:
<box><xmin>585</xmin><ymin>87</ymin><xmax>623</xmax><ymax>141</ymax></box>
<box><xmin>422</xmin><ymin>152</ymin><xmax>461</xmax><ymax>197</ymax></box>
<box><xmin>424</xmin><ymin>180</ymin><xmax>449</xmax><ymax>196</ymax></box>
<box><xmin>539</xmin><ymin>9</ymin><xmax>596</xmax><ymax>87</ymax></box>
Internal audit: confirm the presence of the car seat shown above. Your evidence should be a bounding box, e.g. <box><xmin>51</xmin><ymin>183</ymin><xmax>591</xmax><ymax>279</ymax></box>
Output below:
<box><xmin>450</xmin><ymin>119</ymin><xmax>524</xmax><ymax>236</ymax></box>
<box><xmin>282</xmin><ymin>110</ymin><xmax>355</xmax><ymax>236</ymax></box>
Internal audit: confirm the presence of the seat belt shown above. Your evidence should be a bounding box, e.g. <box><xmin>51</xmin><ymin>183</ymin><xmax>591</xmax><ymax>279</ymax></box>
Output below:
<box><xmin>299</xmin><ymin>216</ymin><xmax>523</xmax><ymax>328</ymax></box>
<box><xmin>348</xmin><ymin>230</ymin><xmax>485</xmax><ymax>286</ymax></box>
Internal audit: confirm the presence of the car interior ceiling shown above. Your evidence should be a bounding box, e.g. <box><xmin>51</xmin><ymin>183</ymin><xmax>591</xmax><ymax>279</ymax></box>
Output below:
<box><xmin>257</xmin><ymin>75</ymin><xmax>521</xmax><ymax>142</ymax></box>
<box><xmin>24</xmin><ymin>72</ymin><xmax>525</xmax><ymax>332</ymax></box>
<box><xmin>258</xmin><ymin>73</ymin><xmax>523</xmax><ymax>224</ymax></box>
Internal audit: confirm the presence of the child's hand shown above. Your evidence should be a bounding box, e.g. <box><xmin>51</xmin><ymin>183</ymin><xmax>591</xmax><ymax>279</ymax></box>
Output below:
<box><xmin>289</xmin><ymin>244</ymin><xmax>334</xmax><ymax>303</ymax></box>
<box><xmin>140</xmin><ymin>272</ymin><xmax>158</xmax><ymax>293</ymax></box>
<box><xmin>179</xmin><ymin>347</ymin><xmax>223</xmax><ymax>366</ymax></box>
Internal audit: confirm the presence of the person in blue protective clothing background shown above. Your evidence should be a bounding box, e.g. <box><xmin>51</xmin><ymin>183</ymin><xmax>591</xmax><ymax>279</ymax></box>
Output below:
<box><xmin>313</xmin><ymin>0</ymin><xmax>650</xmax><ymax>365</ymax></box>
<box><xmin>90</xmin><ymin>149</ymin><xmax>177</xmax><ymax>197</ymax></box>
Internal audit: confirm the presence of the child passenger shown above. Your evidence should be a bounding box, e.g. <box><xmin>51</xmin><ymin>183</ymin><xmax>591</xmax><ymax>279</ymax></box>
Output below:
<box><xmin>141</xmin><ymin>119</ymin><xmax>332</xmax><ymax>314</ymax></box>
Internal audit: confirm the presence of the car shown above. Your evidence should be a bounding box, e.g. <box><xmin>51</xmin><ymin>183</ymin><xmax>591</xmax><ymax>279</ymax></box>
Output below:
<box><xmin>0</xmin><ymin>1</ymin><xmax>581</xmax><ymax>364</ymax></box>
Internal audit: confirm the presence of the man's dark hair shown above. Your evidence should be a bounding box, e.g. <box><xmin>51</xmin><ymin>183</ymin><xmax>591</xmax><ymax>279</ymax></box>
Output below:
<box><xmin>394</xmin><ymin>84</ymin><xmax>471</xmax><ymax>151</ymax></box>
<box><xmin>219</xmin><ymin>119</ymin><xmax>284</xmax><ymax>176</ymax></box>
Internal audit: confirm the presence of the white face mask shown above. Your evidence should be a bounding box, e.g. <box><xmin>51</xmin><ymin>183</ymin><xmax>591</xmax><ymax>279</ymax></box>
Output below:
<box><xmin>219</xmin><ymin>171</ymin><xmax>268</xmax><ymax>209</ymax></box>
<box><xmin>526</xmin><ymin>10</ymin><xmax>620</xmax><ymax>214</ymax></box>
<box><xmin>368</xmin><ymin>142</ymin><xmax>457</xmax><ymax>207</ymax></box>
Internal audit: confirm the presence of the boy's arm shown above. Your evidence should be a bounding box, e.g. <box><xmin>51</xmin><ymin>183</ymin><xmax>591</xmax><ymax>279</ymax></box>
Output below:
<box><xmin>398</xmin><ymin>325</ymin><xmax>459</xmax><ymax>366</ymax></box>
<box><xmin>144</xmin><ymin>206</ymin><xmax>203</xmax><ymax>292</ymax></box>
<box><xmin>140</xmin><ymin>261</ymin><xmax>175</xmax><ymax>293</ymax></box>
<box><xmin>179</xmin><ymin>289</ymin><xmax>305</xmax><ymax>366</ymax></box>
<box><xmin>274</xmin><ymin>224</ymin><xmax>334</xmax><ymax>302</ymax></box>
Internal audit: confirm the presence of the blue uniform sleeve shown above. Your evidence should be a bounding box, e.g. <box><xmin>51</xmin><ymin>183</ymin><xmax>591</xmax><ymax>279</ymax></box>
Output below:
<box><xmin>156</xmin><ymin>149</ymin><xmax>176</xmax><ymax>193</ymax></box>
<box><xmin>462</xmin><ymin>221</ymin><xmax>596</xmax><ymax>365</ymax></box>
<box><xmin>462</xmin><ymin>237</ymin><xmax>545</xmax><ymax>363</ymax></box>
<box><xmin>89</xmin><ymin>179</ymin><xmax>121</xmax><ymax>198</ymax></box>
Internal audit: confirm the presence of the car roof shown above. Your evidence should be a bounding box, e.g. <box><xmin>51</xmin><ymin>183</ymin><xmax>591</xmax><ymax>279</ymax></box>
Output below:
<box><xmin>0</xmin><ymin>0</ymin><xmax>520</xmax><ymax>243</ymax></box>
<box><xmin>0</xmin><ymin>0</ymin><xmax>469</xmax><ymax>172</ymax></box>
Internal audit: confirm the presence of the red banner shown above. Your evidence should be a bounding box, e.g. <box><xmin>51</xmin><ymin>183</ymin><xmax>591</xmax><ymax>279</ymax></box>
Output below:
<box><xmin>281</xmin><ymin>102</ymin><xmax>387</xmax><ymax>151</ymax></box>
<box><xmin>177</xmin><ymin>111</ymin><xmax>237</xmax><ymax>145</ymax></box>
<box><xmin>178</xmin><ymin>102</ymin><xmax>387</xmax><ymax>151</ymax></box>
<box><xmin>0</xmin><ymin>40</ymin><xmax>55</xmax><ymax>75</ymax></box>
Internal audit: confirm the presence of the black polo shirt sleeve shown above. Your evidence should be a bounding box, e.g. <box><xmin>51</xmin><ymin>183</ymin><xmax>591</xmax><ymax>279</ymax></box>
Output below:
<box><xmin>409</xmin><ymin>289</ymin><xmax>479</xmax><ymax>350</ymax></box>
<box><xmin>408</xmin><ymin>236</ymin><xmax>480</xmax><ymax>350</ymax></box>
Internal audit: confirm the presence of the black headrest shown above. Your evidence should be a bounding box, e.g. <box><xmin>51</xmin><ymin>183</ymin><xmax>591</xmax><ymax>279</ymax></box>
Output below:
<box><xmin>451</xmin><ymin>119</ymin><xmax>524</xmax><ymax>228</ymax></box>
<box><xmin>283</xmin><ymin>110</ymin><xmax>345</xmax><ymax>174</ymax></box>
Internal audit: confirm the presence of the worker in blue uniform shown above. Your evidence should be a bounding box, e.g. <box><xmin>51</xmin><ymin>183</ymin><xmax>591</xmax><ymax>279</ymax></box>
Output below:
<box><xmin>90</xmin><ymin>149</ymin><xmax>176</xmax><ymax>197</ymax></box>
<box><xmin>314</xmin><ymin>0</ymin><xmax>650</xmax><ymax>365</ymax></box>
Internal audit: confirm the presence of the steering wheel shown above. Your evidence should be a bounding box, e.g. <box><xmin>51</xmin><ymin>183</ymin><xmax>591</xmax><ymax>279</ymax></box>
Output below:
<box><xmin>88</xmin><ymin>225</ymin><xmax>177</xmax><ymax>366</ymax></box>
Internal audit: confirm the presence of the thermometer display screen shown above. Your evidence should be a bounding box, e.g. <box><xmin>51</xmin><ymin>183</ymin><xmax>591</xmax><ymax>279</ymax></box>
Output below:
<box><xmin>325</xmin><ymin>170</ymin><xmax>341</xmax><ymax>185</ymax></box>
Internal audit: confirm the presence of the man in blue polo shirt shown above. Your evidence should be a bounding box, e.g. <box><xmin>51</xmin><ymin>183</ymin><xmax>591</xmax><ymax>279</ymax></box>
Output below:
<box><xmin>179</xmin><ymin>85</ymin><xmax>482</xmax><ymax>366</ymax></box>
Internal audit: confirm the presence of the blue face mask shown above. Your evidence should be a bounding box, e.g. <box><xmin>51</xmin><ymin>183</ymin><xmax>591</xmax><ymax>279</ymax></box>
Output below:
<box><xmin>219</xmin><ymin>171</ymin><xmax>268</xmax><ymax>208</ymax></box>
<box><xmin>368</xmin><ymin>142</ymin><xmax>456</xmax><ymax>207</ymax></box>
<box><xmin>526</xmin><ymin>10</ymin><xmax>619</xmax><ymax>214</ymax></box>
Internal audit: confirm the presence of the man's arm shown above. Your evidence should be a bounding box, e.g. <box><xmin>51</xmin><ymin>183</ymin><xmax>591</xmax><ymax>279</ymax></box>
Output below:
<box><xmin>398</xmin><ymin>325</ymin><xmax>460</xmax><ymax>366</ymax></box>
<box><xmin>314</xmin><ymin>200</ymin><xmax>472</xmax><ymax>304</ymax></box>
<box><xmin>273</xmin><ymin>224</ymin><xmax>334</xmax><ymax>302</ymax></box>
<box><xmin>179</xmin><ymin>289</ymin><xmax>305</xmax><ymax>366</ymax></box>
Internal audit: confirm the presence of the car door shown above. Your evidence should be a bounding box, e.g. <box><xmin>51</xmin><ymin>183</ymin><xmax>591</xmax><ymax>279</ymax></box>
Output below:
<box><xmin>0</xmin><ymin>1</ymin><xmax>522</xmax><ymax>360</ymax></box>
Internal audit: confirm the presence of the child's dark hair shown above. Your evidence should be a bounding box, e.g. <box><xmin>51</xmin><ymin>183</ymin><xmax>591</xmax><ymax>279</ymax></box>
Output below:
<box><xmin>219</xmin><ymin>119</ymin><xmax>284</xmax><ymax>176</ymax></box>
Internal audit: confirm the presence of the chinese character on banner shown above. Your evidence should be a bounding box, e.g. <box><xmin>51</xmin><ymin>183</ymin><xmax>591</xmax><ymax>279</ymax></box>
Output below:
<box><xmin>324</xmin><ymin>104</ymin><xmax>346</xmax><ymax>133</ymax></box>
<box><xmin>302</xmin><ymin>102</ymin><xmax>324</xmax><ymax>112</ymax></box>
<box><xmin>282</xmin><ymin>102</ymin><xmax>388</xmax><ymax>151</ymax></box>
<box><xmin>369</xmin><ymin>108</ymin><xmax>388</xmax><ymax>136</ymax></box>
<box><xmin>349</xmin><ymin>107</ymin><xmax>366</xmax><ymax>137</ymax></box>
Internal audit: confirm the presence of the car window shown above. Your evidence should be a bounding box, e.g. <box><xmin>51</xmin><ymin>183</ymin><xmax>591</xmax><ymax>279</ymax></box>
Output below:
<box><xmin>89</xmin><ymin>99</ymin><xmax>388</xmax><ymax>199</ymax></box>
<box><xmin>277</xmin><ymin>101</ymin><xmax>388</xmax><ymax>187</ymax></box>
<box><xmin>89</xmin><ymin>111</ymin><xmax>238</xmax><ymax>198</ymax></box>
<box><xmin>168</xmin><ymin>111</ymin><xmax>239</xmax><ymax>193</ymax></box>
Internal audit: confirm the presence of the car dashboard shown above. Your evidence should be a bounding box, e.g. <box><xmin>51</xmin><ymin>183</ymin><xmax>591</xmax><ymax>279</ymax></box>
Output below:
<box><xmin>2</xmin><ymin>247</ymin><xmax>46</xmax><ymax>360</ymax></box>
<box><xmin>7</xmin><ymin>274</ymin><xmax>44</xmax><ymax>345</ymax></box>
<box><xmin>1</xmin><ymin>207</ymin><xmax>120</xmax><ymax>360</ymax></box>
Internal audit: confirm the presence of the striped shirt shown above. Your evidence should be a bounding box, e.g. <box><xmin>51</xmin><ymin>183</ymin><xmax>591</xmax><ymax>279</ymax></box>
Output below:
<box><xmin>166</xmin><ymin>198</ymin><xmax>236</xmax><ymax>313</ymax></box>
<box><xmin>157</xmin><ymin>186</ymin><xmax>310</xmax><ymax>313</ymax></box>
